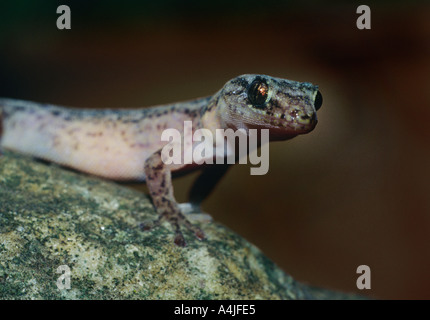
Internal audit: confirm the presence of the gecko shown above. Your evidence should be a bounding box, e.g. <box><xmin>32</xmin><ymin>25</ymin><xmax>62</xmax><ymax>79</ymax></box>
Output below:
<box><xmin>0</xmin><ymin>74</ymin><xmax>322</xmax><ymax>246</ymax></box>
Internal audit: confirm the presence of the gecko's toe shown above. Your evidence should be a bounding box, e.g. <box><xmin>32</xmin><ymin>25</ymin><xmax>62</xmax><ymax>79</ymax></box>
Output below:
<box><xmin>181</xmin><ymin>216</ymin><xmax>206</xmax><ymax>241</ymax></box>
<box><xmin>174</xmin><ymin>233</ymin><xmax>187</xmax><ymax>247</ymax></box>
<box><xmin>139</xmin><ymin>216</ymin><xmax>161</xmax><ymax>231</ymax></box>
<box><xmin>140</xmin><ymin>210</ymin><xmax>205</xmax><ymax>246</ymax></box>
<box><xmin>194</xmin><ymin>229</ymin><xmax>206</xmax><ymax>240</ymax></box>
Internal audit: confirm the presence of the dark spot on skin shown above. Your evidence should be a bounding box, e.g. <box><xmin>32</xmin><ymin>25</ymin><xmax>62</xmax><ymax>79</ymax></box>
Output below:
<box><xmin>122</xmin><ymin>119</ymin><xmax>140</xmax><ymax>124</ymax></box>
<box><xmin>86</xmin><ymin>132</ymin><xmax>103</xmax><ymax>137</ymax></box>
<box><xmin>230</xmin><ymin>77</ymin><xmax>249</xmax><ymax>88</ymax></box>
<box><xmin>222</xmin><ymin>91</ymin><xmax>235</xmax><ymax>97</ymax></box>
<box><xmin>12</xmin><ymin>106</ymin><xmax>26</xmax><ymax>113</ymax></box>
<box><xmin>210</xmin><ymin>95</ymin><xmax>219</xmax><ymax>111</ymax></box>
<box><xmin>281</xmin><ymin>114</ymin><xmax>286</xmax><ymax>120</ymax></box>
<box><xmin>268</xmin><ymin>98</ymin><xmax>282</xmax><ymax>111</ymax></box>
<box><xmin>51</xmin><ymin>110</ymin><xmax>61</xmax><ymax>116</ymax></box>
<box><xmin>278</xmin><ymin>91</ymin><xmax>301</xmax><ymax>103</ymax></box>
<box><xmin>154</xmin><ymin>164</ymin><xmax>164</xmax><ymax>171</ymax></box>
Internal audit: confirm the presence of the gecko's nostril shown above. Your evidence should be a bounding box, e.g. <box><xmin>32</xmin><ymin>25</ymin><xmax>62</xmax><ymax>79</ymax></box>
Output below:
<box><xmin>289</xmin><ymin>109</ymin><xmax>299</xmax><ymax>117</ymax></box>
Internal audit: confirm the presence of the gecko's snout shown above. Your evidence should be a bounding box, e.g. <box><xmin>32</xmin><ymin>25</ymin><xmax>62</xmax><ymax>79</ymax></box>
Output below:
<box><xmin>311</xmin><ymin>112</ymin><xmax>317</xmax><ymax>122</ymax></box>
<box><xmin>302</xmin><ymin>112</ymin><xmax>317</xmax><ymax>122</ymax></box>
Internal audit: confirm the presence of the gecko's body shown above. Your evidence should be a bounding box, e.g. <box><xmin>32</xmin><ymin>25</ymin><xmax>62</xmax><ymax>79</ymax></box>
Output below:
<box><xmin>0</xmin><ymin>74</ymin><xmax>322</xmax><ymax>246</ymax></box>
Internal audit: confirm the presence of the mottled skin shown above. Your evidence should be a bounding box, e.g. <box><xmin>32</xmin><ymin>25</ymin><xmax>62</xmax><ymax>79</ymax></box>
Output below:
<box><xmin>0</xmin><ymin>74</ymin><xmax>322</xmax><ymax>246</ymax></box>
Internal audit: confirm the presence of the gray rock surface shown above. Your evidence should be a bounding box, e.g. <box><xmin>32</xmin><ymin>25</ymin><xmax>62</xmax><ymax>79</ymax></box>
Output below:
<box><xmin>0</xmin><ymin>151</ymin><xmax>360</xmax><ymax>299</ymax></box>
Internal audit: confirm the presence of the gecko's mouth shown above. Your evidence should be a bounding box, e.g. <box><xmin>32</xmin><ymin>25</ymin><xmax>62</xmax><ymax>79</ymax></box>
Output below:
<box><xmin>245</xmin><ymin>101</ymin><xmax>317</xmax><ymax>131</ymax></box>
<box><xmin>251</xmin><ymin>111</ymin><xmax>317</xmax><ymax>141</ymax></box>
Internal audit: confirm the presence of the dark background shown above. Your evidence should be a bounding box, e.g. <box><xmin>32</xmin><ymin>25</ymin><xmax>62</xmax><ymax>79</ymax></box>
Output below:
<box><xmin>1</xmin><ymin>0</ymin><xmax>429</xmax><ymax>299</ymax></box>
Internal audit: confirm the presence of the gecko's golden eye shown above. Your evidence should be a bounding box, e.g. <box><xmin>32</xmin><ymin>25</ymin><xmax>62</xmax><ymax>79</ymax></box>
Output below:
<box><xmin>247</xmin><ymin>78</ymin><xmax>269</xmax><ymax>107</ymax></box>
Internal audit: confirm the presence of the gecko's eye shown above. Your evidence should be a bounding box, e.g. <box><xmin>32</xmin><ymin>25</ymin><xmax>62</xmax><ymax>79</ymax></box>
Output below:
<box><xmin>314</xmin><ymin>90</ymin><xmax>323</xmax><ymax>111</ymax></box>
<box><xmin>247</xmin><ymin>78</ymin><xmax>269</xmax><ymax>107</ymax></box>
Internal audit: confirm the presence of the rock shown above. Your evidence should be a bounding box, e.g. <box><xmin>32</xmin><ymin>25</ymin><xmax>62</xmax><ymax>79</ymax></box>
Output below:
<box><xmin>0</xmin><ymin>151</ymin><xmax>360</xmax><ymax>299</ymax></box>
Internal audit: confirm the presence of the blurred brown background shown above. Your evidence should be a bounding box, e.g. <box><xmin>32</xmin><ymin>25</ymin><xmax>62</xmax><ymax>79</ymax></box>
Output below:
<box><xmin>1</xmin><ymin>0</ymin><xmax>429</xmax><ymax>299</ymax></box>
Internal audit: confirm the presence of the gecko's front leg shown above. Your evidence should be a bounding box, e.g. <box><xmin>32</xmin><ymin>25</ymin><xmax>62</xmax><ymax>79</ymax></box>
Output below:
<box><xmin>143</xmin><ymin>149</ymin><xmax>205</xmax><ymax>247</ymax></box>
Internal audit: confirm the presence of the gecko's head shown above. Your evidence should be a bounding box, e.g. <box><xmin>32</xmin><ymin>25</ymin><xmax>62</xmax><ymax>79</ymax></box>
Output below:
<box><xmin>219</xmin><ymin>74</ymin><xmax>322</xmax><ymax>140</ymax></box>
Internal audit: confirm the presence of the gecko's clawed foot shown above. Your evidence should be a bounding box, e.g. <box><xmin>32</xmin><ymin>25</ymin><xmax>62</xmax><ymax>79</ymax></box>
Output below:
<box><xmin>172</xmin><ymin>214</ymin><xmax>206</xmax><ymax>247</ymax></box>
<box><xmin>140</xmin><ymin>209</ymin><xmax>206</xmax><ymax>247</ymax></box>
<box><xmin>173</xmin><ymin>228</ymin><xmax>205</xmax><ymax>247</ymax></box>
